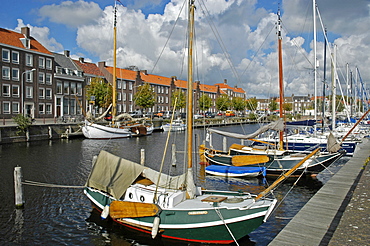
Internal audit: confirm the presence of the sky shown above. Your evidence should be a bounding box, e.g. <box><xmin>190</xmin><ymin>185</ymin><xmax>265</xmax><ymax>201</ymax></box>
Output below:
<box><xmin>1</xmin><ymin>0</ymin><xmax>370</xmax><ymax>99</ymax></box>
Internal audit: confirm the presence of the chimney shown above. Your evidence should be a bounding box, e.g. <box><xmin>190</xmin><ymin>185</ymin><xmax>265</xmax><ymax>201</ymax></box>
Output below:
<box><xmin>21</xmin><ymin>27</ymin><xmax>30</xmax><ymax>38</ymax></box>
<box><xmin>79</xmin><ymin>57</ymin><xmax>84</xmax><ymax>63</ymax></box>
<box><xmin>171</xmin><ymin>76</ymin><xmax>177</xmax><ymax>81</ymax></box>
<box><xmin>141</xmin><ymin>70</ymin><xmax>148</xmax><ymax>75</ymax></box>
<box><xmin>64</xmin><ymin>50</ymin><xmax>70</xmax><ymax>57</ymax></box>
<box><xmin>224</xmin><ymin>79</ymin><xmax>227</xmax><ymax>84</ymax></box>
<box><xmin>98</xmin><ymin>61</ymin><xmax>106</xmax><ymax>69</ymax></box>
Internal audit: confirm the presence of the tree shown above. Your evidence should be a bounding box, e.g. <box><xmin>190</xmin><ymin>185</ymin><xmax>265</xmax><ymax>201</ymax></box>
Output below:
<box><xmin>133</xmin><ymin>83</ymin><xmax>157</xmax><ymax>111</ymax></box>
<box><xmin>171</xmin><ymin>89</ymin><xmax>186</xmax><ymax>110</ymax></box>
<box><xmin>232</xmin><ymin>97</ymin><xmax>247</xmax><ymax>113</ymax></box>
<box><xmin>216</xmin><ymin>95</ymin><xmax>231</xmax><ymax>112</ymax></box>
<box><xmin>269</xmin><ymin>100</ymin><xmax>278</xmax><ymax>112</ymax></box>
<box><xmin>86</xmin><ymin>77</ymin><xmax>112</xmax><ymax>108</ymax></box>
<box><xmin>245</xmin><ymin>97</ymin><xmax>258</xmax><ymax>111</ymax></box>
<box><xmin>283</xmin><ymin>103</ymin><xmax>293</xmax><ymax>112</ymax></box>
<box><xmin>199</xmin><ymin>93</ymin><xmax>212</xmax><ymax>112</ymax></box>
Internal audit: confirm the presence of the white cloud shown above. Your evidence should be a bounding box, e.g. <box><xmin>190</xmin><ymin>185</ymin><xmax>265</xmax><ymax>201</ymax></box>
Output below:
<box><xmin>15</xmin><ymin>19</ymin><xmax>64</xmax><ymax>52</ymax></box>
<box><xmin>28</xmin><ymin>0</ymin><xmax>370</xmax><ymax>99</ymax></box>
<box><xmin>38</xmin><ymin>0</ymin><xmax>103</xmax><ymax>28</ymax></box>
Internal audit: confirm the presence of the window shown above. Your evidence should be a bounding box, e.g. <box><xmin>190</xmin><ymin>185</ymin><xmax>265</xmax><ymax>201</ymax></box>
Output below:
<box><xmin>118</xmin><ymin>92</ymin><xmax>122</xmax><ymax>101</ymax></box>
<box><xmin>3</xmin><ymin>102</ymin><xmax>10</xmax><ymax>114</ymax></box>
<box><xmin>2</xmin><ymin>84</ymin><xmax>10</xmax><ymax>97</ymax></box>
<box><xmin>122</xmin><ymin>81</ymin><xmax>126</xmax><ymax>90</ymax></box>
<box><xmin>2</xmin><ymin>66</ymin><xmax>10</xmax><ymax>80</ymax></box>
<box><xmin>117</xmin><ymin>80</ymin><xmax>121</xmax><ymax>89</ymax></box>
<box><xmin>12</xmin><ymin>85</ymin><xmax>19</xmax><ymax>97</ymax></box>
<box><xmin>123</xmin><ymin>93</ymin><xmax>126</xmax><ymax>101</ymax></box>
<box><xmin>129</xmin><ymin>93</ymin><xmax>132</xmax><ymax>101</ymax></box>
<box><xmin>26</xmin><ymin>86</ymin><xmax>33</xmax><ymax>98</ymax></box>
<box><xmin>26</xmin><ymin>70</ymin><xmax>33</xmax><ymax>82</ymax></box>
<box><xmin>77</xmin><ymin>83</ymin><xmax>82</xmax><ymax>95</ymax></box>
<box><xmin>2</xmin><ymin>49</ymin><xmax>10</xmax><ymax>62</ymax></box>
<box><xmin>129</xmin><ymin>82</ymin><xmax>132</xmax><ymax>90</ymax></box>
<box><xmin>39</xmin><ymin>57</ymin><xmax>45</xmax><ymax>68</ymax></box>
<box><xmin>39</xmin><ymin>88</ymin><xmax>45</xmax><ymax>99</ymax></box>
<box><xmin>64</xmin><ymin>82</ymin><xmax>69</xmax><ymax>94</ymax></box>
<box><xmin>166</xmin><ymin>87</ymin><xmax>168</xmax><ymax>94</ymax></box>
<box><xmin>46</xmin><ymin>88</ymin><xmax>52</xmax><ymax>99</ymax></box>
<box><xmin>46</xmin><ymin>58</ymin><xmax>52</xmax><ymax>70</ymax></box>
<box><xmin>39</xmin><ymin>72</ymin><xmax>45</xmax><ymax>84</ymax></box>
<box><xmin>46</xmin><ymin>104</ymin><xmax>52</xmax><ymax>114</ymax></box>
<box><xmin>70</xmin><ymin>82</ymin><xmax>76</xmax><ymax>94</ymax></box>
<box><xmin>12</xmin><ymin>68</ymin><xmax>19</xmax><ymax>81</ymax></box>
<box><xmin>39</xmin><ymin>103</ymin><xmax>45</xmax><ymax>114</ymax></box>
<box><xmin>12</xmin><ymin>51</ymin><xmax>19</xmax><ymax>64</ymax></box>
<box><xmin>26</xmin><ymin>54</ymin><xmax>33</xmax><ymax>66</ymax></box>
<box><xmin>46</xmin><ymin>73</ymin><xmax>52</xmax><ymax>85</ymax></box>
<box><xmin>57</xmin><ymin>82</ymin><xmax>63</xmax><ymax>94</ymax></box>
<box><xmin>12</xmin><ymin>102</ymin><xmax>19</xmax><ymax>114</ymax></box>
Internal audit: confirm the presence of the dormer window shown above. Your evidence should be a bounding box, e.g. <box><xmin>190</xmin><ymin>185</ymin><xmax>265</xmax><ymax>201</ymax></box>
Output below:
<box><xmin>20</xmin><ymin>38</ymin><xmax>30</xmax><ymax>49</ymax></box>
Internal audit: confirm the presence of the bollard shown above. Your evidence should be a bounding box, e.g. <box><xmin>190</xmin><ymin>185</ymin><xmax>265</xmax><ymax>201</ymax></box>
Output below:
<box><xmin>223</xmin><ymin>137</ymin><xmax>227</xmax><ymax>152</ymax></box>
<box><xmin>3</xmin><ymin>117</ymin><xmax>5</xmax><ymax>125</ymax></box>
<box><xmin>140</xmin><ymin>149</ymin><xmax>145</xmax><ymax>165</ymax></box>
<box><xmin>171</xmin><ymin>143</ymin><xmax>176</xmax><ymax>167</ymax></box>
<box><xmin>14</xmin><ymin>166</ymin><xmax>24</xmax><ymax>208</ymax></box>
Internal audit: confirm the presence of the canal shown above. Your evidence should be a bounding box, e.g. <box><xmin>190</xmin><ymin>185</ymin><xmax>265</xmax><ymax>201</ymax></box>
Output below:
<box><xmin>0</xmin><ymin>124</ymin><xmax>349</xmax><ymax>245</ymax></box>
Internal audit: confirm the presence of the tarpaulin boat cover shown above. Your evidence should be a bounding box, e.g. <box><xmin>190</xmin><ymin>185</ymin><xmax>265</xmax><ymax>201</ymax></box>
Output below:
<box><xmin>86</xmin><ymin>150</ymin><xmax>196</xmax><ymax>199</ymax></box>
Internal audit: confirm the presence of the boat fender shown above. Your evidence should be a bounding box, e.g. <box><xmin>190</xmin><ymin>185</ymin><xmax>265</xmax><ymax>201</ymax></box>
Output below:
<box><xmin>101</xmin><ymin>205</ymin><xmax>110</xmax><ymax>220</ymax></box>
<box><xmin>151</xmin><ymin>216</ymin><xmax>160</xmax><ymax>238</ymax></box>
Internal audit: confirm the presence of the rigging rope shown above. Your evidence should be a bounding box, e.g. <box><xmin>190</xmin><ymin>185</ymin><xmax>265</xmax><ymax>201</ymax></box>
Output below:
<box><xmin>22</xmin><ymin>180</ymin><xmax>85</xmax><ymax>189</ymax></box>
<box><xmin>214</xmin><ymin>207</ymin><xmax>240</xmax><ymax>246</ymax></box>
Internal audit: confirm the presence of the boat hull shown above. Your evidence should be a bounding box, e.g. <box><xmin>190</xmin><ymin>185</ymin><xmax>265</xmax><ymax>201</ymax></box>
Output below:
<box><xmin>204</xmin><ymin>149</ymin><xmax>344</xmax><ymax>176</ymax></box>
<box><xmin>82</xmin><ymin>121</ymin><xmax>132</xmax><ymax>139</ymax></box>
<box><xmin>84</xmin><ymin>187</ymin><xmax>276</xmax><ymax>244</ymax></box>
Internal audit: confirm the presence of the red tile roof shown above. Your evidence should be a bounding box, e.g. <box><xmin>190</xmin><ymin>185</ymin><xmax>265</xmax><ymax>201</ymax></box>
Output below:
<box><xmin>0</xmin><ymin>27</ymin><xmax>51</xmax><ymax>55</ymax></box>
<box><xmin>74</xmin><ymin>59</ymin><xmax>104</xmax><ymax>76</ymax></box>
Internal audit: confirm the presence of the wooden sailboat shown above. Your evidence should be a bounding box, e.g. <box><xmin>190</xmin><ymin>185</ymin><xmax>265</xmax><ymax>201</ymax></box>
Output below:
<box><xmin>82</xmin><ymin>2</ymin><xmax>153</xmax><ymax>139</ymax></box>
<box><xmin>84</xmin><ymin>1</ymin><xmax>281</xmax><ymax>244</ymax></box>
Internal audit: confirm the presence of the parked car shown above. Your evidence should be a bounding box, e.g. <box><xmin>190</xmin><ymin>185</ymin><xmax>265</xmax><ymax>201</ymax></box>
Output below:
<box><xmin>104</xmin><ymin>113</ymin><xmax>112</xmax><ymax>121</ymax></box>
<box><xmin>204</xmin><ymin>111</ymin><xmax>215</xmax><ymax>118</ymax></box>
<box><xmin>129</xmin><ymin>111</ymin><xmax>143</xmax><ymax>118</ymax></box>
<box><xmin>225</xmin><ymin>110</ymin><xmax>235</xmax><ymax>117</ymax></box>
<box><xmin>194</xmin><ymin>114</ymin><xmax>204</xmax><ymax>119</ymax></box>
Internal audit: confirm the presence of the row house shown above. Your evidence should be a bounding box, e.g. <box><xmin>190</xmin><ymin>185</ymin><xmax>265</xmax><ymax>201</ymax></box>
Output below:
<box><xmin>1</xmin><ymin>27</ymin><xmax>54</xmax><ymax>119</ymax></box>
<box><xmin>53</xmin><ymin>51</ymin><xmax>84</xmax><ymax>118</ymax></box>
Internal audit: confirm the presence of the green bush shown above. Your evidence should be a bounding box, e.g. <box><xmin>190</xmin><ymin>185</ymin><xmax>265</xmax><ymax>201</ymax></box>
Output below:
<box><xmin>12</xmin><ymin>114</ymin><xmax>33</xmax><ymax>135</ymax></box>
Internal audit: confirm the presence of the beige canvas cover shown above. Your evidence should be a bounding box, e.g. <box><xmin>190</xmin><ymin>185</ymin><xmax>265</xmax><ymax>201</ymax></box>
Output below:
<box><xmin>86</xmin><ymin>150</ymin><xmax>146</xmax><ymax>199</ymax></box>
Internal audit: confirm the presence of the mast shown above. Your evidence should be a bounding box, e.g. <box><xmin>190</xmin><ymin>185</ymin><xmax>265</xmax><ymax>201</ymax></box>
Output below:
<box><xmin>186</xmin><ymin>0</ymin><xmax>195</xmax><ymax>169</ymax></box>
<box><xmin>321</xmin><ymin>28</ymin><xmax>327</xmax><ymax>133</ymax></box>
<box><xmin>331</xmin><ymin>44</ymin><xmax>337</xmax><ymax>130</ymax></box>
<box><xmin>313</xmin><ymin>0</ymin><xmax>317</xmax><ymax>134</ymax></box>
<box><xmin>277</xmin><ymin>9</ymin><xmax>284</xmax><ymax>151</ymax></box>
<box><xmin>112</xmin><ymin>1</ymin><xmax>117</xmax><ymax>119</ymax></box>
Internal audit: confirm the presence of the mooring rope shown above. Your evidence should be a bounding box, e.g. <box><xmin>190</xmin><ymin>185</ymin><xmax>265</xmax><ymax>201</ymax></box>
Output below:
<box><xmin>22</xmin><ymin>180</ymin><xmax>85</xmax><ymax>189</ymax></box>
<box><xmin>214</xmin><ymin>207</ymin><xmax>239</xmax><ymax>246</ymax></box>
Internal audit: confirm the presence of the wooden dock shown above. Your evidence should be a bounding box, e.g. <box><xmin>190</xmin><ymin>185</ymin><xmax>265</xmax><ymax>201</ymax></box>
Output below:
<box><xmin>268</xmin><ymin>138</ymin><xmax>370</xmax><ymax>246</ymax></box>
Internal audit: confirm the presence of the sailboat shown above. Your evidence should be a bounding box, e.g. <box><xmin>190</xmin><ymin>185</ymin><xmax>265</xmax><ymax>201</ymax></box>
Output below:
<box><xmin>201</xmin><ymin>10</ymin><xmax>344</xmax><ymax>177</ymax></box>
<box><xmin>82</xmin><ymin>2</ymin><xmax>153</xmax><ymax>139</ymax></box>
<box><xmin>84</xmin><ymin>1</ymin><xmax>280</xmax><ymax>243</ymax></box>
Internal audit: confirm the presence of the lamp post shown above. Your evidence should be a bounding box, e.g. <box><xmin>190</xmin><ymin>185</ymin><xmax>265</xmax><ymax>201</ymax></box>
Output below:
<box><xmin>21</xmin><ymin>69</ymin><xmax>36</xmax><ymax>116</ymax></box>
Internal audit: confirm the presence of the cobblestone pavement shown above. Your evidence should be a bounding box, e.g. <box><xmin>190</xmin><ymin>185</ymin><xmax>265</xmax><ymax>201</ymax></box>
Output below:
<box><xmin>329</xmin><ymin>159</ymin><xmax>370</xmax><ymax>245</ymax></box>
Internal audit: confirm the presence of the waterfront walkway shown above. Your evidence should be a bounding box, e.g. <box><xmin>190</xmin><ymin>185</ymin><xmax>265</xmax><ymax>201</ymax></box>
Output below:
<box><xmin>269</xmin><ymin>138</ymin><xmax>370</xmax><ymax>245</ymax></box>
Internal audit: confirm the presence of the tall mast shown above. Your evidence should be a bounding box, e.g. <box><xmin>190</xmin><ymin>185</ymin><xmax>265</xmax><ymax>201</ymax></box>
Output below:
<box><xmin>277</xmin><ymin>9</ymin><xmax>284</xmax><ymax>151</ymax></box>
<box><xmin>331</xmin><ymin>45</ymin><xmax>337</xmax><ymax>130</ymax></box>
<box><xmin>313</xmin><ymin>0</ymin><xmax>317</xmax><ymax>134</ymax></box>
<box><xmin>112</xmin><ymin>1</ymin><xmax>117</xmax><ymax>118</ymax></box>
<box><xmin>186</xmin><ymin>0</ymin><xmax>195</xmax><ymax>169</ymax></box>
<box><xmin>322</xmin><ymin>28</ymin><xmax>327</xmax><ymax>133</ymax></box>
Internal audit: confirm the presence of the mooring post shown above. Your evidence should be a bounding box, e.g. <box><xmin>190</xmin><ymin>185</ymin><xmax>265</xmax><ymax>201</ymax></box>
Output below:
<box><xmin>171</xmin><ymin>143</ymin><xmax>176</xmax><ymax>167</ymax></box>
<box><xmin>14</xmin><ymin>166</ymin><xmax>24</xmax><ymax>208</ymax></box>
<box><xmin>223</xmin><ymin>137</ymin><xmax>227</xmax><ymax>152</ymax></box>
<box><xmin>140</xmin><ymin>149</ymin><xmax>145</xmax><ymax>165</ymax></box>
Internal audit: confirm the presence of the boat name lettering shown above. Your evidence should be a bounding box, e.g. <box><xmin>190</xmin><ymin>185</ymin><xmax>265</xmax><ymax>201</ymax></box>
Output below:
<box><xmin>188</xmin><ymin>211</ymin><xmax>208</xmax><ymax>215</ymax></box>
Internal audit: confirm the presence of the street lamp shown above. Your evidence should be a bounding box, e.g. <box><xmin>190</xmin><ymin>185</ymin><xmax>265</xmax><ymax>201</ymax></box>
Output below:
<box><xmin>21</xmin><ymin>68</ymin><xmax>36</xmax><ymax>116</ymax></box>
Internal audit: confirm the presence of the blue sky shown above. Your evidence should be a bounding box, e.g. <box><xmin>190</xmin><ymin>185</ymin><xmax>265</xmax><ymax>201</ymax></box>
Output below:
<box><xmin>1</xmin><ymin>0</ymin><xmax>369</xmax><ymax>99</ymax></box>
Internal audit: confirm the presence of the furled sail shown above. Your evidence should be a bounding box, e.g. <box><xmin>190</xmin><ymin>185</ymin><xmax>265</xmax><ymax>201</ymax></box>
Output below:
<box><xmin>208</xmin><ymin>119</ymin><xmax>284</xmax><ymax>139</ymax></box>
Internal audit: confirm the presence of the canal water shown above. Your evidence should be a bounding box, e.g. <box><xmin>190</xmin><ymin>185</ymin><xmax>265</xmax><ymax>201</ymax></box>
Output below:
<box><xmin>0</xmin><ymin>124</ymin><xmax>349</xmax><ymax>245</ymax></box>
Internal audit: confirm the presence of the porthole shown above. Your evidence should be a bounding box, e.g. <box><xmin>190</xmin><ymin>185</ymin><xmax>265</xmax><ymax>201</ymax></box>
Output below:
<box><xmin>128</xmin><ymin>193</ymin><xmax>133</xmax><ymax>199</ymax></box>
<box><xmin>140</xmin><ymin>195</ymin><xmax>145</xmax><ymax>202</ymax></box>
